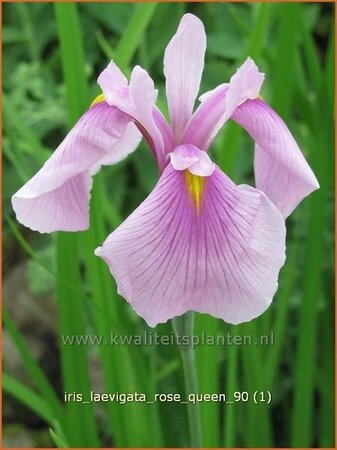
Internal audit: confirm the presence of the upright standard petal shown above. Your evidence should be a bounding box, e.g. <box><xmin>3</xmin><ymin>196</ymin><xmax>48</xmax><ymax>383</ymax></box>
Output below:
<box><xmin>164</xmin><ymin>14</ymin><xmax>206</xmax><ymax>141</ymax></box>
<box><xmin>98</xmin><ymin>62</ymin><xmax>174</xmax><ymax>170</ymax></box>
<box><xmin>95</xmin><ymin>162</ymin><xmax>286</xmax><ymax>327</ymax></box>
<box><xmin>232</xmin><ymin>99</ymin><xmax>319</xmax><ymax>217</ymax></box>
<box><xmin>12</xmin><ymin>103</ymin><xmax>141</xmax><ymax>233</ymax></box>
<box><xmin>183</xmin><ymin>58</ymin><xmax>264</xmax><ymax>150</ymax></box>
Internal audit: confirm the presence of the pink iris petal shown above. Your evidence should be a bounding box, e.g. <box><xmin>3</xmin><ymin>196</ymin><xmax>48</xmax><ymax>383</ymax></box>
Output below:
<box><xmin>12</xmin><ymin>103</ymin><xmax>141</xmax><ymax>233</ymax></box>
<box><xmin>225</xmin><ymin>57</ymin><xmax>265</xmax><ymax>116</ymax></box>
<box><xmin>169</xmin><ymin>144</ymin><xmax>215</xmax><ymax>177</ymax></box>
<box><xmin>183</xmin><ymin>57</ymin><xmax>264</xmax><ymax>150</ymax></box>
<box><xmin>189</xmin><ymin>151</ymin><xmax>215</xmax><ymax>177</ymax></box>
<box><xmin>164</xmin><ymin>14</ymin><xmax>206</xmax><ymax>142</ymax></box>
<box><xmin>95</xmin><ymin>164</ymin><xmax>286</xmax><ymax>327</ymax></box>
<box><xmin>96</xmin><ymin>60</ymin><xmax>129</xmax><ymax>108</ymax></box>
<box><xmin>98</xmin><ymin>62</ymin><xmax>173</xmax><ymax>170</ymax></box>
<box><xmin>182</xmin><ymin>84</ymin><xmax>228</xmax><ymax>150</ymax></box>
<box><xmin>153</xmin><ymin>108</ymin><xmax>175</xmax><ymax>154</ymax></box>
<box><xmin>232</xmin><ymin>99</ymin><xmax>320</xmax><ymax>218</ymax></box>
<box><xmin>169</xmin><ymin>145</ymin><xmax>199</xmax><ymax>170</ymax></box>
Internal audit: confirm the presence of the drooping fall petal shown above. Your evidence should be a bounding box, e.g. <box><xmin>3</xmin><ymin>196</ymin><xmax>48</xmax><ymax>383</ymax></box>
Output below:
<box><xmin>164</xmin><ymin>14</ymin><xmax>206</xmax><ymax>142</ymax></box>
<box><xmin>95</xmin><ymin>160</ymin><xmax>286</xmax><ymax>327</ymax></box>
<box><xmin>12</xmin><ymin>103</ymin><xmax>141</xmax><ymax>233</ymax></box>
<box><xmin>232</xmin><ymin>99</ymin><xmax>320</xmax><ymax>217</ymax></box>
<box><xmin>183</xmin><ymin>58</ymin><xmax>264</xmax><ymax>150</ymax></box>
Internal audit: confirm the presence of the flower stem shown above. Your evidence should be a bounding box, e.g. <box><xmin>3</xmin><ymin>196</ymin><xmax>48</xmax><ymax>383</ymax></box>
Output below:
<box><xmin>172</xmin><ymin>312</ymin><xmax>203</xmax><ymax>448</ymax></box>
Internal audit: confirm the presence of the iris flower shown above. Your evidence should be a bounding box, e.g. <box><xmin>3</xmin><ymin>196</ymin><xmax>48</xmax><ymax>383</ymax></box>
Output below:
<box><xmin>12</xmin><ymin>14</ymin><xmax>319</xmax><ymax>327</ymax></box>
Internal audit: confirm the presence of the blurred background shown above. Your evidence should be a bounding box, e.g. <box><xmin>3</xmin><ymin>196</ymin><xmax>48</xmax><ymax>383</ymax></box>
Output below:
<box><xmin>3</xmin><ymin>2</ymin><xmax>334</xmax><ymax>448</ymax></box>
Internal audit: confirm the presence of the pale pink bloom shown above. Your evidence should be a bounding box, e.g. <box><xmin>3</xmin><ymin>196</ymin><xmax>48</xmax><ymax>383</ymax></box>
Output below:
<box><xmin>12</xmin><ymin>14</ymin><xmax>319</xmax><ymax>326</ymax></box>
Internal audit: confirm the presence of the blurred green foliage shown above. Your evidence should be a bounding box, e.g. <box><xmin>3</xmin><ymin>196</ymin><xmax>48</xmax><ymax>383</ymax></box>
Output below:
<box><xmin>3</xmin><ymin>2</ymin><xmax>334</xmax><ymax>448</ymax></box>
